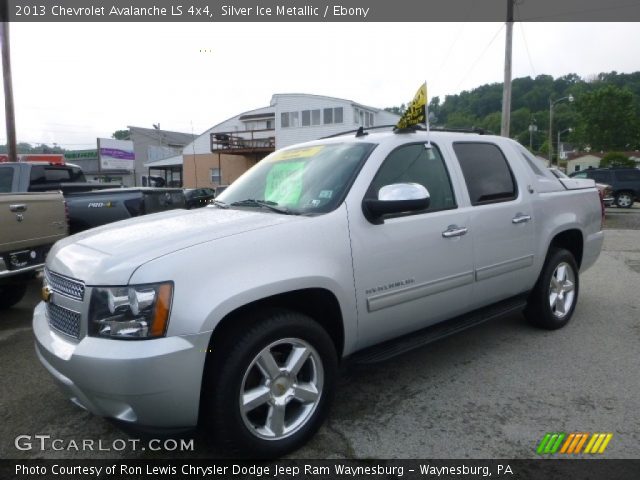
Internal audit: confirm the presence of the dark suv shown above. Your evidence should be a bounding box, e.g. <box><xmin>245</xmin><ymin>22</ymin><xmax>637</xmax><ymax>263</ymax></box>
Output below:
<box><xmin>570</xmin><ymin>168</ymin><xmax>640</xmax><ymax>208</ymax></box>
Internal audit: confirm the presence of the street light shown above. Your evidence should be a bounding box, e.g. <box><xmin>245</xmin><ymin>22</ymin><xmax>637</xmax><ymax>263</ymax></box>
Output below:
<box><xmin>549</xmin><ymin>94</ymin><xmax>574</xmax><ymax>165</ymax></box>
<box><xmin>557</xmin><ymin>127</ymin><xmax>573</xmax><ymax>162</ymax></box>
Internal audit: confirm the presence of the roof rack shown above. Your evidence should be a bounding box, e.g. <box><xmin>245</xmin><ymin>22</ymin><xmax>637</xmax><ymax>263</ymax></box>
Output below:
<box><xmin>320</xmin><ymin>125</ymin><xmax>397</xmax><ymax>139</ymax></box>
<box><xmin>320</xmin><ymin>124</ymin><xmax>492</xmax><ymax>140</ymax></box>
<box><xmin>394</xmin><ymin>125</ymin><xmax>491</xmax><ymax>135</ymax></box>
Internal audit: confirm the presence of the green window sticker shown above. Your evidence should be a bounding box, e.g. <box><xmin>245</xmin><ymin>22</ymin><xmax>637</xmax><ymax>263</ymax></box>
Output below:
<box><xmin>265</xmin><ymin>161</ymin><xmax>305</xmax><ymax>205</ymax></box>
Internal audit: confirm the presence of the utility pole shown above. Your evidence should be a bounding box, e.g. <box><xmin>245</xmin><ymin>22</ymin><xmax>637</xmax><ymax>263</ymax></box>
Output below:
<box><xmin>500</xmin><ymin>0</ymin><xmax>514</xmax><ymax>137</ymax></box>
<box><xmin>1</xmin><ymin>12</ymin><xmax>17</xmax><ymax>162</ymax></box>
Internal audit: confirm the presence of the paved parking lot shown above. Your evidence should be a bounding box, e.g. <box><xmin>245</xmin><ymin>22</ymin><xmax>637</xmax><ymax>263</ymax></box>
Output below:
<box><xmin>605</xmin><ymin>203</ymin><xmax>640</xmax><ymax>230</ymax></box>
<box><xmin>1</xmin><ymin>216</ymin><xmax>639</xmax><ymax>460</ymax></box>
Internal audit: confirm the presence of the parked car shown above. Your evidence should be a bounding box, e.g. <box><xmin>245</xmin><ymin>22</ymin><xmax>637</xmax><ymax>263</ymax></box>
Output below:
<box><xmin>0</xmin><ymin>190</ymin><xmax>67</xmax><ymax>309</ymax></box>
<box><xmin>0</xmin><ymin>161</ymin><xmax>186</xmax><ymax>233</ymax></box>
<box><xmin>569</xmin><ymin>167</ymin><xmax>640</xmax><ymax>208</ymax></box>
<box><xmin>34</xmin><ymin>128</ymin><xmax>604</xmax><ymax>457</ymax></box>
<box><xmin>184</xmin><ymin>188</ymin><xmax>215</xmax><ymax>209</ymax></box>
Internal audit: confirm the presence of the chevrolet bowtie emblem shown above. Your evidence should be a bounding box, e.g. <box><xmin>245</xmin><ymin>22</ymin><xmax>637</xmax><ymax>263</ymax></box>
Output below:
<box><xmin>41</xmin><ymin>286</ymin><xmax>52</xmax><ymax>303</ymax></box>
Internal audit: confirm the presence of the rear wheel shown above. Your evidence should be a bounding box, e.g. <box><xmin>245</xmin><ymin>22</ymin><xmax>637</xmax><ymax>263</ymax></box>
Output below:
<box><xmin>0</xmin><ymin>282</ymin><xmax>28</xmax><ymax>310</ymax></box>
<box><xmin>525</xmin><ymin>248</ymin><xmax>579</xmax><ymax>330</ymax></box>
<box><xmin>615</xmin><ymin>191</ymin><xmax>634</xmax><ymax>208</ymax></box>
<box><xmin>202</xmin><ymin>309</ymin><xmax>337</xmax><ymax>458</ymax></box>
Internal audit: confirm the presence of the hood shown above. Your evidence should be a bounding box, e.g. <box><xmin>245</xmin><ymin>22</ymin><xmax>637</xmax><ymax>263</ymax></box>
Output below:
<box><xmin>47</xmin><ymin>207</ymin><xmax>302</xmax><ymax>285</ymax></box>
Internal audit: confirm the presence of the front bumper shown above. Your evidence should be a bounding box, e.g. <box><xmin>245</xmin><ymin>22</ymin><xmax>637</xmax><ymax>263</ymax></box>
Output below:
<box><xmin>33</xmin><ymin>302</ymin><xmax>211</xmax><ymax>428</ymax></box>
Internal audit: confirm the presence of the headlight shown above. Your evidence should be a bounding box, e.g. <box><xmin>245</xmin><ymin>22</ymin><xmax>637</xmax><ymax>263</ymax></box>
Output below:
<box><xmin>89</xmin><ymin>282</ymin><xmax>173</xmax><ymax>339</ymax></box>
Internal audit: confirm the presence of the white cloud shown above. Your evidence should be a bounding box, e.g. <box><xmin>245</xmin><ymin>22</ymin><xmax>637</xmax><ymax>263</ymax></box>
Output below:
<box><xmin>2</xmin><ymin>21</ymin><xmax>639</xmax><ymax>147</ymax></box>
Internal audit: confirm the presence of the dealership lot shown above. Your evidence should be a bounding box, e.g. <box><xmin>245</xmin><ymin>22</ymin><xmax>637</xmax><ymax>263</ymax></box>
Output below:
<box><xmin>1</xmin><ymin>214</ymin><xmax>639</xmax><ymax>460</ymax></box>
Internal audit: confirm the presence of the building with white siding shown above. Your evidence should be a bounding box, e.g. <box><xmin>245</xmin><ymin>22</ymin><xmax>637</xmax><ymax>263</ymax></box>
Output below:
<box><xmin>182</xmin><ymin>93</ymin><xmax>400</xmax><ymax>188</ymax></box>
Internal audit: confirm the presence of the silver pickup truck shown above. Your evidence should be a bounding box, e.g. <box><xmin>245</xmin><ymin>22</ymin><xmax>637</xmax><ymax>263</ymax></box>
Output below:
<box><xmin>33</xmin><ymin>129</ymin><xmax>604</xmax><ymax>457</ymax></box>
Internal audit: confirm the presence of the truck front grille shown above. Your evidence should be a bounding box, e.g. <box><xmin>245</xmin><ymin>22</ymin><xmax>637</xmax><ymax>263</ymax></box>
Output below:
<box><xmin>45</xmin><ymin>269</ymin><xmax>85</xmax><ymax>301</ymax></box>
<box><xmin>48</xmin><ymin>303</ymin><xmax>81</xmax><ymax>339</ymax></box>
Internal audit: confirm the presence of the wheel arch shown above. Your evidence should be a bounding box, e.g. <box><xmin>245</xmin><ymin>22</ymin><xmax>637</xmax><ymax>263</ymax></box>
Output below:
<box><xmin>205</xmin><ymin>287</ymin><xmax>345</xmax><ymax>360</ymax></box>
<box><xmin>548</xmin><ymin>229</ymin><xmax>584</xmax><ymax>268</ymax></box>
<box><xmin>198</xmin><ymin>288</ymin><xmax>345</xmax><ymax>427</ymax></box>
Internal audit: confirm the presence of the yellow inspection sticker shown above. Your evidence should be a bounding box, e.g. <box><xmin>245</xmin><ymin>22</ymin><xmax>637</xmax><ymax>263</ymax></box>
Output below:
<box><xmin>269</xmin><ymin>145</ymin><xmax>325</xmax><ymax>162</ymax></box>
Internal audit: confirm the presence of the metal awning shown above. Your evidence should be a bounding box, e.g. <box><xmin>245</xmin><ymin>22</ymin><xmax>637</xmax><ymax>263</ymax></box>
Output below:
<box><xmin>144</xmin><ymin>155</ymin><xmax>183</xmax><ymax>167</ymax></box>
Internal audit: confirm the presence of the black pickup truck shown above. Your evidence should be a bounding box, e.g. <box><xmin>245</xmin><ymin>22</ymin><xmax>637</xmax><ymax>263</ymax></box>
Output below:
<box><xmin>0</xmin><ymin>162</ymin><xmax>186</xmax><ymax>233</ymax></box>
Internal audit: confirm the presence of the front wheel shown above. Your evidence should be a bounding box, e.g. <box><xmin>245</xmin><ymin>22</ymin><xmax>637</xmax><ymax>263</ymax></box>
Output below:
<box><xmin>615</xmin><ymin>191</ymin><xmax>634</xmax><ymax>208</ymax></box>
<box><xmin>202</xmin><ymin>309</ymin><xmax>337</xmax><ymax>458</ymax></box>
<box><xmin>524</xmin><ymin>248</ymin><xmax>579</xmax><ymax>330</ymax></box>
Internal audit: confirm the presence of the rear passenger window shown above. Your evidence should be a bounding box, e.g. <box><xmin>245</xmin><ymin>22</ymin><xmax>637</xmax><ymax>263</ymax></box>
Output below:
<box><xmin>453</xmin><ymin>142</ymin><xmax>517</xmax><ymax>205</ymax></box>
<box><xmin>0</xmin><ymin>167</ymin><xmax>13</xmax><ymax>193</ymax></box>
<box><xmin>367</xmin><ymin>143</ymin><xmax>456</xmax><ymax>213</ymax></box>
<box><xmin>615</xmin><ymin>170</ymin><xmax>640</xmax><ymax>181</ymax></box>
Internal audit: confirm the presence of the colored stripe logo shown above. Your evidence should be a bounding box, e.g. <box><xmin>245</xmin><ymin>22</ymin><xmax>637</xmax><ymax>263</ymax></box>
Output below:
<box><xmin>537</xmin><ymin>432</ymin><xmax>613</xmax><ymax>454</ymax></box>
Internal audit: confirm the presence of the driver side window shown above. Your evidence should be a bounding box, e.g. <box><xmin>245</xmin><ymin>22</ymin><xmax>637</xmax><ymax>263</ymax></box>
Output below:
<box><xmin>367</xmin><ymin>143</ymin><xmax>457</xmax><ymax>212</ymax></box>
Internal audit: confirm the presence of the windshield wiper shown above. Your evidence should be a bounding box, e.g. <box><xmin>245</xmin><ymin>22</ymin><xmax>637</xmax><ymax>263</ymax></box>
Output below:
<box><xmin>212</xmin><ymin>199</ymin><xmax>229</xmax><ymax>208</ymax></box>
<box><xmin>229</xmin><ymin>199</ymin><xmax>294</xmax><ymax>215</ymax></box>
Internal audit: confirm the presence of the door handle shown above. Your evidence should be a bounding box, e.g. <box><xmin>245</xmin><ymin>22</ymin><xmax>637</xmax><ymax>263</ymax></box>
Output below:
<box><xmin>512</xmin><ymin>214</ymin><xmax>531</xmax><ymax>224</ymax></box>
<box><xmin>442</xmin><ymin>225</ymin><xmax>468</xmax><ymax>238</ymax></box>
<box><xmin>9</xmin><ymin>204</ymin><xmax>27</xmax><ymax>213</ymax></box>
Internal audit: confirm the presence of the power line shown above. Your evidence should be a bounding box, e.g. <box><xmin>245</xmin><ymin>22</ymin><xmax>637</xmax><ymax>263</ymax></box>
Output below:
<box><xmin>455</xmin><ymin>23</ymin><xmax>505</xmax><ymax>92</ymax></box>
<box><xmin>516</xmin><ymin>4</ymin><xmax>537</xmax><ymax>78</ymax></box>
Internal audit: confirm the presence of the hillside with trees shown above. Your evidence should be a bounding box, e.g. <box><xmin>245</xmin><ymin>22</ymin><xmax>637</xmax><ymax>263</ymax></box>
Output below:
<box><xmin>389</xmin><ymin>71</ymin><xmax>640</xmax><ymax>160</ymax></box>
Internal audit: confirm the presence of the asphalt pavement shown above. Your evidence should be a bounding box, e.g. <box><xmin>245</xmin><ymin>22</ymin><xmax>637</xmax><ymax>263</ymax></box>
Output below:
<box><xmin>1</xmin><ymin>225</ymin><xmax>639</xmax><ymax>460</ymax></box>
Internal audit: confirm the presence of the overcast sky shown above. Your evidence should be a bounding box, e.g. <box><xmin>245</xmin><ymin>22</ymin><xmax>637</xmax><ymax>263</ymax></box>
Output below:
<box><xmin>1</xmin><ymin>22</ymin><xmax>639</xmax><ymax>148</ymax></box>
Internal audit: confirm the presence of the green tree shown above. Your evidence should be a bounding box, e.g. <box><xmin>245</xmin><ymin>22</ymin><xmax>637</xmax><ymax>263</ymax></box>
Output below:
<box><xmin>600</xmin><ymin>152</ymin><xmax>636</xmax><ymax>168</ymax></box>
<box><xmin>576</xmin><ymin>85</ymin><xmax>639</xmax><ymax>150</ymax></box>
<box><xmin>445</xmin><ymin>111</ymin><xmax>478</xmax><ymax>129</ymax></box>
<box><xmin>112</xmin><ymin>129</ymin><xmax>131</xmax><ymax>140</ymax></box>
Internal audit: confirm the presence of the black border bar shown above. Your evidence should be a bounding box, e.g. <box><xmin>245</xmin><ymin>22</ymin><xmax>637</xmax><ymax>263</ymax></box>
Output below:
<box><xmin>3</xmin><ymin>459</ymin><xmax>640</xmax><ymax>480</ymax></box>
<box><xmin>4</xmin><ymin>0</ymin><xmax>640</xmax><ymax>22</ymax></box>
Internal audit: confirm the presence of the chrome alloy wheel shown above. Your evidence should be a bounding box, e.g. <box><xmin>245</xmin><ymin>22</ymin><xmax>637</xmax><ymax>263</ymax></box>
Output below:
<box><xmin>617</xmin><ymin>193</ymin><xmax>633</xmax><ymax>208</ymax></box>
<box><xmin>549</xmin><ymin>262</ymin><xmax>576</xmax><ymax>318</ymax></box>
<box><xmin>239</xmin><ymin>338</ymin><xmax>324</xmax><ymax>440</ymax></box>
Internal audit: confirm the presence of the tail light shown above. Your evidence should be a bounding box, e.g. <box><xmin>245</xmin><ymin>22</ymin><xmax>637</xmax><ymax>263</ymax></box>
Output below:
<box><xmin>598</xmin><ymin>189</ymin><xmax>605</xmax><ymax>230</ymax></box>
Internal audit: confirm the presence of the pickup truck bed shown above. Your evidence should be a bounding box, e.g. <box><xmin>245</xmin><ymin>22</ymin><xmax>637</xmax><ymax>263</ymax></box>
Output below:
<box><xmin>65</xmin><ymin>188</ymin><xmax>186</xmax><ymax>233</ymax></box>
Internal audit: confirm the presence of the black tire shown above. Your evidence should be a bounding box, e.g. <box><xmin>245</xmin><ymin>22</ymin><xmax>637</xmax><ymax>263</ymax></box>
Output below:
<box><xmin>615</xmin><ymin>191</ymin><xmax>634</xmax><ymax>208</ymax></box>
<box><xmin>202</xmin><ymin>309</ymin><xmax>338</xmax><ymax>458</ymax></box>
<box><xmin>524</xmin><ymin>248</ymin><xmax>579</xmax><ymax>330</ymax></box>
<box><xmin>0</xmin><ymin>282</ymin><xmax>28</xmax><ymax>310</ymax></box>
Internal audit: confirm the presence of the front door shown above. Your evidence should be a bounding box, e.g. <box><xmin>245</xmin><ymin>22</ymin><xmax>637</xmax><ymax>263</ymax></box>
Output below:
<box><xmin>348</xmin><ymin>143</ymin><xmax>475</xmax><ymax>350</ymax></box>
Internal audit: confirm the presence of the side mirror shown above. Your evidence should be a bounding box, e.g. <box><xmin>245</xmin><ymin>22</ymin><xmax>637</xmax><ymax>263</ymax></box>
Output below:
<box><xmin>363</xmin><ymin>183</ymin><xmax>430</xmax><ymax>223</ymax></box>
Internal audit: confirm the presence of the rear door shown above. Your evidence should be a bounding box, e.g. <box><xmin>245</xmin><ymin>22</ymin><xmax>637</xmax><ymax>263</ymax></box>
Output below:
<box><xmin>452</xmin><ymin>142</ymin><xmax>536</xmax><ymax>309</ymax></box>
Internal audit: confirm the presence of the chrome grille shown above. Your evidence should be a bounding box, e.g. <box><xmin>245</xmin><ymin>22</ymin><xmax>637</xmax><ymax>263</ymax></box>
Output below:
<box><xmin>48</xmin><ymin>303</ymin><xmax>81</xmax><ymax>339</ymax></box>
<box><xmin>45</xmin><ymin>269</ymin><xmax>85</xmax><ymax>300</ymax></box>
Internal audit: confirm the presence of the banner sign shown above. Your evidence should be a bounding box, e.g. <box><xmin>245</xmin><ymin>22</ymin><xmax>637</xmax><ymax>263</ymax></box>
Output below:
<box><xmin>98</xmin><ymin>138</ymin><xmax>135</xmax><ymax>171</ymax></box>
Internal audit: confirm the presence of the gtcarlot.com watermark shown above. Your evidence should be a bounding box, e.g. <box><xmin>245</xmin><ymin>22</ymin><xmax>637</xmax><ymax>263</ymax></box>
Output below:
<box><xmin>15</xmin><ymin>435</ymin><xmax>194</xmax><ymax>452</ymax></box>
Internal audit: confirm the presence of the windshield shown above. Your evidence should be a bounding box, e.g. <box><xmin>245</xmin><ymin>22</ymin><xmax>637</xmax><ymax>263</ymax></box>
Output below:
<box><xmin>217</xmin><ymin>142</ymin><xmax>375</xmax><ymax>214</ymax></box>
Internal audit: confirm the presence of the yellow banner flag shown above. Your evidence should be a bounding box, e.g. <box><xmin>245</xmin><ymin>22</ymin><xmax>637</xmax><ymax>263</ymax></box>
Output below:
<box><xmin>396</xmin><ymin>83</ymin><xmax>427</xmax><ymax>129</ymax></box>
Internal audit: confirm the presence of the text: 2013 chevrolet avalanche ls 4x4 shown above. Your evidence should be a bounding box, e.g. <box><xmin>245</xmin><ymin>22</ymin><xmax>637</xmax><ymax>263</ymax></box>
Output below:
<box><xmin>34</xmin><ymin>128</ymin><xmax>604</xmax><ymax>457</ymax></box>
